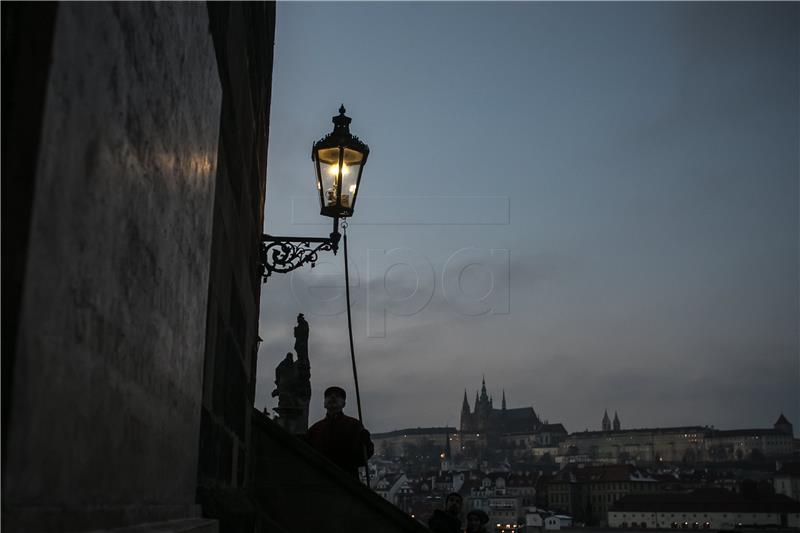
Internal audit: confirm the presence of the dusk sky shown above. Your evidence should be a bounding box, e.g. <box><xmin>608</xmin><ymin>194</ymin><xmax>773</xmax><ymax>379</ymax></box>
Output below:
<box><xmin>256</xmin><ymin>2</ymin><xmax>799</xmax><ymax>435</ymax></box>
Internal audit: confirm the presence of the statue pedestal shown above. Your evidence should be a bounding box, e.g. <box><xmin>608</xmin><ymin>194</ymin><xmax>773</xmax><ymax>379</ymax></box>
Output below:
<box><xmin>273</xmin><ymin>406</ymin><xmax>307</xmax><ymax>435</ymax></box>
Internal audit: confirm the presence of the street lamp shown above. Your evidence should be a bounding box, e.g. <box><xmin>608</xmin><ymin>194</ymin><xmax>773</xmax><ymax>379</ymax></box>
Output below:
<box><xmin>259</xmin><ymin>105</ymin><xmax>369</xmax><ymax>282</ymax></box>
<box><xmin>313</xmin><ymin>104</ymin><xmax>370</xmax><ymax>218</ymax></box>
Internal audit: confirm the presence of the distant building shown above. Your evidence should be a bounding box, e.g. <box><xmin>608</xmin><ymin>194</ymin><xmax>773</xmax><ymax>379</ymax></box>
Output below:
<box><xmin>602</xmin><ymin>411</ymin><xmax>611</xmax><ymax>432</ymax></box>
<box><xmin>559</xmin><ymin>413</ymin><xmax>795</xmax><ymax>465</ymax></box>
<box><xmin>608</xmin><ymin>488</ymin><xmax>800</xmax><ymax>529</ymax></box>
<box><xmin>465</xmin><ymin>473</ymin><xmax>523</xmax><ymax>529</ymax></box>
<box><xmin>560</xmin><ymin>425</ymin><xmax>708</xmax><ymax>465</ymax></box>
<box><xmin>524</xmin><ymin>510</ymin><xmax>569</xmax><ymax>530</ymax></box>
<box><xmin>457</xmin><ymin>377</ymin><xmax>567</xmax><ymax>458</ymax></box>
<box><xmin>372</xmin><ymin>427</ymin><xmax>455</xmax><ymax>458</ymax></box>
<box><xmin>461</xmin><ymin>379</ymin><xmax>540</xmax><ymax>435</ymax></box>
<box><xmin>375</xmin><ymin>473</ymin><xmax>410</xmax><ymax>508</ymax></box>
<box><xmin>543</xmin><ymin>464</ymin><xmax>659</xmax><ymax>526</ymax></box>
<box><xmin>374</xmin><ymin>378</ymin><xmax>567</xmax><ymax>463</ymax></box>
<box><xmin>705</xmin><ymin>414</ymin><xmax>795</xmax><ymax>461</ymax></box>
<box><xmin>774</xmin><ymin>462</ymin><xmax>800</xmax><ymax>502</ymax></box>
<box><xmin>776</xmin><ymin>413</ymin><xmax>795</xmax><ymax>436</ymax></box>
<box><xmin>506</xmin><ymin>471</ymin><xmax>539</xmax><ymax>507</ymax></box>
<box><xmin>417</xmin><ymin>470</ymin><xmax>466</xmax><ymax>495</ymax></box>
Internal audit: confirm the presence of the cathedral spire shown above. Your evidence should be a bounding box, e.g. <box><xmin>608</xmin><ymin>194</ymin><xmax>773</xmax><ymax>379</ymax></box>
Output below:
<box><xmin>613</xmin><ymin>411</ymin><xmax>621</xmax><ymax>431</ymax></box>
<box><xmin>602</xmin><ymin>410</ymin><xmax>611</xmax><ymax>432</ymax></box>
<box><xmin>502</xmin><ymin>390</ymin><xmax>507</xmax><ymax>410</ymax></box>
<box><xmin>480</xmin><ymin>376</ymin><xmax>489</xmax><ymax>403</ymax></box>
<box><xmin>462</xmin><ymin>389</ymin><xmax>470</xmax><ymax>413</ymax></box>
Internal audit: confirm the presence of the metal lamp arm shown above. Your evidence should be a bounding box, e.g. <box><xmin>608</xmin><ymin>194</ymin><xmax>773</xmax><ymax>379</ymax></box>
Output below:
<box><xmin>258</xmin><ymin>218</ymin><xmax>341</xmax><ymax>283</ymax></box>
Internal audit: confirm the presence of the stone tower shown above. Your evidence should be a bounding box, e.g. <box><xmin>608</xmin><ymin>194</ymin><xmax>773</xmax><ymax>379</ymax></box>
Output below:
<box><xmin>613</xmin><ymin>411</ymin><xmax>621</xmax><ymax>431</ymax></box>
<box><xmin>775</xmin><ymin>413</ymin><xmax>794</xmax><ymax>436</ymax></box>
<box><xmin>602</xmin><ymin>410</ymin><xmax>611</xmax><ymax>432</ymax></box>
<box><xmin>476</xmin><ymin>377</ymin><xmax>491</xmax><ymax>430</ymax></box>
<box><xmin>460</xmin><ymin>390</ymin><xmax>471</xmax><ymax>432</ymax></box>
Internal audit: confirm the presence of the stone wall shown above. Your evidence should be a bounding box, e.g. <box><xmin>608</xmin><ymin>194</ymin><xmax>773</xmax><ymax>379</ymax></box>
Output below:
<box><xmin>197</xmin><ymin>2</ymin><xmax>274</xmax><ymax>492</ymax></box>
<box><xmin>3</xmin><ymin>3</ymin><xmax>221</xmax><ymax>530</ymax></box>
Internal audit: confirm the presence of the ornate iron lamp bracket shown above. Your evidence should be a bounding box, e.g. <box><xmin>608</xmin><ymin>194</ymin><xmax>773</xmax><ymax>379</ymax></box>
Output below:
<box><xmin>258</xmin><ymin>230</ymin><xmax>341</xmax><ymax>283</ymax></box>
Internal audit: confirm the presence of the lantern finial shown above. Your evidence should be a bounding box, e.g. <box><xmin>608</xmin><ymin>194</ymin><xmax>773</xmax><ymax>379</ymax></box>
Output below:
<box><xmin>332</xmin><ymin>105</ymin><xmax>351</xmax><ymax>133</ymax></box>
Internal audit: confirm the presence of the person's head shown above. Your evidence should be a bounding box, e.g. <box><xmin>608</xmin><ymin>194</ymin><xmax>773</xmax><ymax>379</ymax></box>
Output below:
<box><xmin>466</xmin><ymin>510</ymin><xmax>489</xmax><ymax>532</ymax></box>
<box><xmin>444</xmin><ymin>492</ymin><xmax>463</xmax><ymax>515</ymax></box>
<box><xmin>284</xmin><ymin>352</ymin><xmax>293</xmax><ymax>361</ymax></box>
<box><xmin>323</xmin><ymin>386</ymin><xmax>346</xmax><ymax>415</ymax></box>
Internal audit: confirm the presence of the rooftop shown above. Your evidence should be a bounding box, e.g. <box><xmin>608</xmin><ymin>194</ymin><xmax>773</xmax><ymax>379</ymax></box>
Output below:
<box><xmin>610</xmin><ymin>488</ymin><xmax>800</xmax><ymax>513</ymax></box>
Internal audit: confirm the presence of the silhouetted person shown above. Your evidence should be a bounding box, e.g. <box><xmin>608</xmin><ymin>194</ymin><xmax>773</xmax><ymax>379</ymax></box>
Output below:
<box><xmin>428</xmin><ymin>492</ymin><xmax>463</xmax><ymax>533</ymax></box>
<box><xmin>466</xmin><ymin>509</ymin><xmax>489</xmax><ymax>533</ymax></box>
<box><xmin>306</xmin><ymin>386</ymin><xmax>374</xmax><ymax>478</ymax></box>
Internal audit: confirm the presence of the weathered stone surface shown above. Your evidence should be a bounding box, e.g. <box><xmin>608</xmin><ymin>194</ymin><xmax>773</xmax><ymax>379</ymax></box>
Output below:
<box><xmin>4</xmin><ymin>3</ymin><xmax>221</xmax><ymax>530</ymax></box>
<box><xmin>197</xmin><ymin>2</ymin><xmax>274</xmax><ymax>494</ymax></box>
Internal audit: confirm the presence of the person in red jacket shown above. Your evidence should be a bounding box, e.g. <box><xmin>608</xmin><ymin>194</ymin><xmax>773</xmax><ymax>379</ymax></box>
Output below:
<box><xmin>306</xmin><ymin>386</ymin><xmax>374</xmax><ymax>478</ymax></box>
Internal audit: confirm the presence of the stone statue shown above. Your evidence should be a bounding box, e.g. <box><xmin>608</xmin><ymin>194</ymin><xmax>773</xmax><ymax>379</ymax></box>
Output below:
<box><xmin>293</xmin><ymin>313</ymin><xmax>311</xmax><ymax>401</ymax></box>
<box><xmin>271</xmin><ymin>352</ymin><xmax>296</xmax><ymax>408</ymax></box>
<box><xmin>272</xmin><ymin>313</ymin><xmax>312</xmax><ymax>434</ymax></box>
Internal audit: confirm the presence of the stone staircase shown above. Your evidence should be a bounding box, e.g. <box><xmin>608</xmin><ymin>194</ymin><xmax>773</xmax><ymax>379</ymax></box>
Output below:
<box><xmin>250</xmin><ymin>409</ymin><xmax>431</xmax><ymax>533</ymax></box>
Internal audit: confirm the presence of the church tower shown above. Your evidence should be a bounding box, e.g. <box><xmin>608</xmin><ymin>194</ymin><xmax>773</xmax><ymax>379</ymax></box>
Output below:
<box><xmin>613</xmin><ymin>411</ymin><xmax>621</xmax><ymax>431</ymax></box>
<box><xmin>460</xmin><ymin>390</ymin><xmax>471</xmax><ymax>432</ymax></box>
<box><xmin>479</xmin><ymin>376</ymin><xmax>489</xmax><ymax>404</ymax></box>
<box><xmin>476</xmin><ymin>377</ymin><xmax>491</xmax><ymax>431</ymax></box>
<box><xmin>502</xmin><ymin>390</ymin><xmax>507</xmax><ymax>411</ymax></box>
<box><xmin>775</xmin><ymin>413</ymin><xmax>794</xmax><ymax>436</ymax></box>
<box><xmin>602</xmin><ymin>410</ymin><xmax>611</xmax><ymax>432</ymax></box>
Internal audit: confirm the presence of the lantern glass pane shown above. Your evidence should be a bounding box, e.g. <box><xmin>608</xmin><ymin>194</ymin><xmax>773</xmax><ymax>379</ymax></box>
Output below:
<box><xmin>339</xmin><ymin>148</ymin><xmax>364</xmax><ymax>209</ymax></box>
<box><xmin>316</xmin><ymin>147</ymin><xmax>341</xmax><ymax>208</ymax></box>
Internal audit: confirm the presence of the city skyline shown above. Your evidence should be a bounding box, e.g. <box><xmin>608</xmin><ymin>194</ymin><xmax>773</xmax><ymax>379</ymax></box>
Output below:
<box><xmin>374</xmin><ymin>374</ymin><xmax>792</xmax><ymax>435</ymax></box>
<box><xmin>256</xmin><ymin>2</ymin><xmax>799</xmax><ymax>435</ymax></box>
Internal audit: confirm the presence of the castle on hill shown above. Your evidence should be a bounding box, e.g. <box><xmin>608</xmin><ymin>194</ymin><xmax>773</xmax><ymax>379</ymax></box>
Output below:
<box><xmin>371</xmin><ymin>377</ymin><xmax>568</xmax><ymax>461</ymax></box>
<box><xmin>460</xmin><ymin>377</ymin><xmax>541</xmax><ymax>434</ymax></box>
